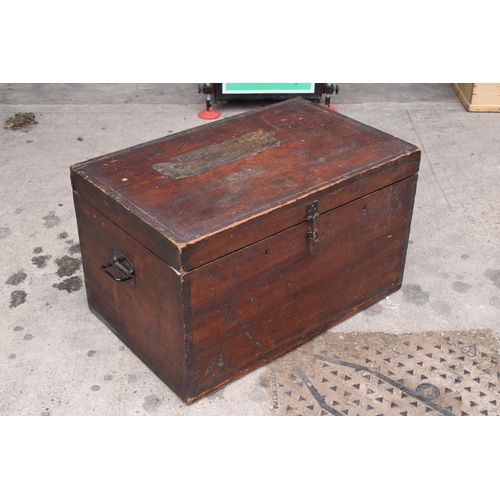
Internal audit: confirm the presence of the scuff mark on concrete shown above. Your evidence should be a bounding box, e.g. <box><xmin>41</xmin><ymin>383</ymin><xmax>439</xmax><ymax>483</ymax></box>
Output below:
<box><xmin>452</xmin><ymin>281</ymin><xmax>472</xmax><ymax>293</ymax></box>
<box><xmin>52</xmin><ymin>276</ymin><xmax>83</xmax><ymax>293</ymax></box>
<box><xmin>365</xmin><ymin>303</ymin><xmax>383</xmax><ymax>316</ymax></box>
<box><xmin>10</xmin><ymin>290</ymin><xmax>27</xmax><ymax>308</ymax></box>
<box><xmin>0</xmin><ymin>227</ymin><xmax>11</xmax><ymax>239</ymax></box>
<box><xmin>43</xmin><ymin>211</ymin><xmax>61</xmax><ymax>228</ymax></box>
<box><xmin>5</xmin><ymin>271</ymin><xmax>27</xmax><ymax>286</ymax></box>
<box><xmin>68</xmin><ymin>243</ymin><xmax>81</xmax><ymax>255</ymax></box>
<box><xmin>431</xmin><ymin>301</ymin><xmax>452</xmax><ymax>316</ymax></box>
<box><xmin>32</xmin><ymin>255</ymin><xmax>51</xmax><ymax>268</ymax></box>
<box><xmin>55</xmin><ymin>255</ymin><xmax>81</xmax><ymax>277</ymax></box>
<box><xmin>143</xmin><ymin>394</ymin><xmax>162</xmax><ymax>412</ymax></box>
<box><xmin>485</xmin><ymin>269</ymin><xmax>500</xmax><ymax>290</ymax></box>
<box><xmin>401</xmin><ymin>284</ymin><xmax>430</xmax><ymax>306</ymax></box>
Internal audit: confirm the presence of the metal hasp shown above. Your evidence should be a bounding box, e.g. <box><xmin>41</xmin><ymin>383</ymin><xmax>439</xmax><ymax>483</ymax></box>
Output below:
<box><xmin>101</xmin><ymin>251</ymin><xmax>135</xmax><ymax>282</ymax></box>
<box><xmin>306</xmin><ymin>201</ymin><xmax>319</xmax><ymax>251</ymax></box>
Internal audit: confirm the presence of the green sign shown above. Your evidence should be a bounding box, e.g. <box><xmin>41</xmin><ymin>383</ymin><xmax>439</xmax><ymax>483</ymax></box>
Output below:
<box><xmin>223</xmin><ymin>83</ymin><xmax>314</xmax><ymax>94</ymax></box>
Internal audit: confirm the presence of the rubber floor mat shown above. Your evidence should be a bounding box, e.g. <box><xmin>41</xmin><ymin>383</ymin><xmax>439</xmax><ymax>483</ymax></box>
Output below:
<box><xmin>262</xmin><ymin>329</ymin><xmax>500</xmax><ymax>416</ymax></box>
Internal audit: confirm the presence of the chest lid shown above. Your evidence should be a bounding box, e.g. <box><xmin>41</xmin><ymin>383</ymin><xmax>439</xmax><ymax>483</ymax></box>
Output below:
<box><xmin>71</xmin><ymin>98</ymin><xmax>420</xmax><ymax>272</ymax></box>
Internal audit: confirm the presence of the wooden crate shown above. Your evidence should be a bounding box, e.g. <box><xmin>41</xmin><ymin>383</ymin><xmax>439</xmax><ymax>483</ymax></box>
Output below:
<box><xmin>453</xmin><ymin>83</ymin><xmax>500</xmax><ymax>112</ymax></box>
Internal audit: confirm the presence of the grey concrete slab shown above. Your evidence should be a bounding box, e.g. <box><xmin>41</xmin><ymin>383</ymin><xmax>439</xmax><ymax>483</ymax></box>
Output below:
<box><xmin>331</xmin><ymin>83</ymin><xmax>460</xmax><ymax>104</ymax></box>
<box><xmin>1</xmin><ymin>84</ymin><xmax>499</xmax><ymax>415</ymax></box>
<box><xmin>0</xmin><ymin>83</ymin><xmax>458</xmax><ymax>105</ymax></box>
<box><xmin>0</xmin><ymin>83</ymin><xmax>206</xmax><ymax>105</ymax></box>
<box><xmin>329</xmin><ymin>102</ymin><xmax>500</xmax><ymax>335</ymax></box>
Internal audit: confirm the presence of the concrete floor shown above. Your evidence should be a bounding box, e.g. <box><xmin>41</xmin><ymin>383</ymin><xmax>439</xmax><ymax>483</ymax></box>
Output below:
<box><xmin>1</xmin><ymin>83</ymin><xmax>499</xmax><ymax>416</ymax></box>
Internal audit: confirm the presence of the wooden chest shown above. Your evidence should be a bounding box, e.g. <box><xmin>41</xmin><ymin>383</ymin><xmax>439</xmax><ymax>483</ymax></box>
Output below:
<box><xmin>452</xmin><ymin>83</ymin><xmax>500</xmax><ymax>112</ymax></box>
<box><xmin>70</xmin><ymin>98</ymin><xmax>420</xmax><ymax>403</ymax></box>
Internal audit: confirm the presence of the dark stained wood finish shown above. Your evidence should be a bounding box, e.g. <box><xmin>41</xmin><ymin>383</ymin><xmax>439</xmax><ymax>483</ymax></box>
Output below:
<box><xmin>185</xmin><ymin>151</ymin><xmax>419</xmax><ymax>270</ymax></box>
<box><xmin>71</xmin><ymin>98</ymin><xmax>420</xmax><ymax>271</ymax></box>
<box><xmin>71</xmin><ymin>98</ymin><xmax>421</xmax><ymax>403</ymax></box>
<box><xmin>73</xmin><ymin>193</ymin><xmax>188</xmax><ymax>399</ymax></box>
<box><xmin>185</xmin><ymin>175</ymin><xmax>418</xmax><ymax>400</ymax></box>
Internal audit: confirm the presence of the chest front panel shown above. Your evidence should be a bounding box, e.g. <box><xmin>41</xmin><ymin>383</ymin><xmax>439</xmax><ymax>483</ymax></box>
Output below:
<box><xmin>185</xmin><ymin>175</ymin><xmax>418</xmax><ymax>400</ymax></box>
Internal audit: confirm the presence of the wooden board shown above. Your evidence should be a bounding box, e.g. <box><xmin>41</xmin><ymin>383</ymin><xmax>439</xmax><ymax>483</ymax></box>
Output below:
<box><xmin>453</xmin><ymin>83</ymin><xmax>500</xmax><ymax>112</ymax></box>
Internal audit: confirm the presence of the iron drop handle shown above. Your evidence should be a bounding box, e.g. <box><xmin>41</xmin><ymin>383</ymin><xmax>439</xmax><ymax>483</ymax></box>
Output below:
<box><xmin>101</xmin><ymin>251</ymin><xmax>134</xmax><ymax>282</ymax></box>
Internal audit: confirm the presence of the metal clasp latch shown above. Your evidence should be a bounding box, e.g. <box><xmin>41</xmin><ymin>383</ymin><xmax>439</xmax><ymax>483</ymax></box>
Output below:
<box><xmin>306</xmin><ymin>201</ymin><xmax>319</xmax><ymax>251</ymax></box>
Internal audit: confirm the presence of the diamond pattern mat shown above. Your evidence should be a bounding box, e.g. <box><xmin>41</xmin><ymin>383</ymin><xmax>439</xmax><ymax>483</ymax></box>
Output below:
<box><xmin>262</xmin><ymin>329</ymin><xmax>500</xmax><ymax>416</ymax></box>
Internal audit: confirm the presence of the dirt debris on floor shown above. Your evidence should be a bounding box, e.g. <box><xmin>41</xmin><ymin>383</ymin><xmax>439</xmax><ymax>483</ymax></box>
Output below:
<box><xmin>263</xmin><ymin>329</ymin><xmax>500</xmax><ymax>416</ymax></box>
<box><xmin>3</xmin><ymin>112</ymin><xmax>38</xmax><ymax>131</ymax></box>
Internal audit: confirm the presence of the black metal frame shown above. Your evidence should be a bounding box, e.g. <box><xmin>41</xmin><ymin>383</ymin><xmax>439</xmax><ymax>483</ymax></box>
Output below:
<box><xmin>213</xmin><ymin>83</ymin><xmax>324</xmax><ymax>104</ymax></box>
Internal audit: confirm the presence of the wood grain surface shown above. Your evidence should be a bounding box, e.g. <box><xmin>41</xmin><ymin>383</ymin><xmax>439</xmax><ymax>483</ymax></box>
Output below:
<box><xmin>71</xmin><ymin>98</ymin><xmax>420</xmax><ymax>271</ymax></box>
<box><xmin>71</xmin><ymin>98</ymin><xmax>420</xmax><ymax>402</ymax></box>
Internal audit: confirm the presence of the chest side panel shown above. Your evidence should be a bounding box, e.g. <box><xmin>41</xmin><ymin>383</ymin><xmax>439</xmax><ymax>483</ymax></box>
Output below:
<box><xmin>184</xmin><ymin>175</ymin><xmax>418</xmax><ymax>401</ymax></box>
<box><xmin>71</xmin><ymin>170</ymin><xmax>183</xmax><ymax>269</ymax></box>
<box><xmin>73</xmin><ymin>193</ymin><xmax>188</xmax><ymax>400</ymax></box>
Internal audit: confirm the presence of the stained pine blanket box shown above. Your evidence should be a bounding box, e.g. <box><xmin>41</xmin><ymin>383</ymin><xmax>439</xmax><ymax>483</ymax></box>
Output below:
<box><xmin>70</xmin><ymin>98</ymin><xmax>420</xmax><ymax>403</ymax></box>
